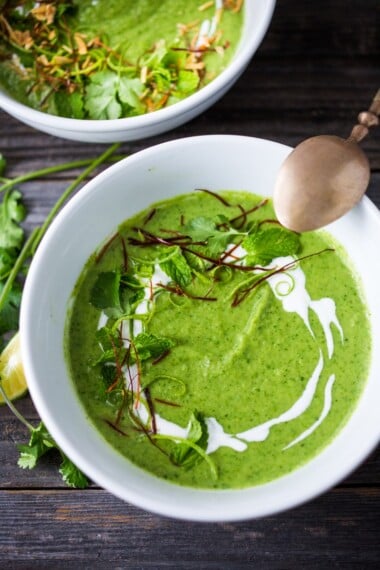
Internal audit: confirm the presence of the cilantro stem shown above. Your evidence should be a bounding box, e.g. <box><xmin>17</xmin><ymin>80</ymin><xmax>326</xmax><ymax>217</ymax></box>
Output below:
<box><xmin>0</xmin><ymin>382</ymin><xmax>34</xmax><ymax>432</ymax></box>
<box><xmin>31</xmin><ymin>142</ymin><xmax>121</xmax><ymax>253</ymax></box>
<box><xmin>0</xmin><ymin>154</ymin><xmax>125</xmax><ymax>194</ymax></box>
<box><xmin>0</xmin><ymin>227</ymin><xmax>40</xmax><ymax>314</ymax></box>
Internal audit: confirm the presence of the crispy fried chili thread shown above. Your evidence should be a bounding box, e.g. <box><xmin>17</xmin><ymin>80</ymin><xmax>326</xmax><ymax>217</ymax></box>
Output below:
<box><xmin>152</xmin><ymin>349</ymin><xmax>171</xmax><ymax>365</ymax></box>
<box><xmin>258</xmin><ymin>218</ymin><xmax>282</xmax><ymax>228</ymax></box>
<box><xmin>120</xmin><ymin>236</ymin><xmax>128</xmax><ymax>272</ymax></box>
<box><xmin>144</xmin><ymin>387</ymin><xmax>157</xmax><ymax>434</ymax></box>
<box><xmin>95</xmin><ymin>232</ymin><xmax>119</xmax><ymax>263</ymax></box>
<box><xmin>143</xmin><ymin>208</ymin><xmax>157</xmax><ymax>225</ymax></box>
<box><xmin>157</xmin><ymin>282</ymin><xmax>217</xmax><ymax>301</ymax></box>
<box><xmin>115</xmin><ymin>389</ymin><xmax>127</xmax><ymax>426</ymax></box>
<box><xmin>129</xmin><ymin>229</ymin><xmax>269</xmax><ymax>273</ymax></box>
<box><xmin>129</xmin><ymin>339</ymin><xmax>142</xmax><ymax>409</ymax></box>
<box><xmin>232</xmin><ymin>248</ymin><xmax>335</xmax><ymax>307</ymax></box>
<box><xmin>154</xmin><ymin>397</ymin><xmax>181</xmax><ymax>408</ymax></box>
<box><xmin>218</xmin><ymin>199</ymin><xmax>268</xmax><ymax>228</ymax></box>
<box><xmin>219</xmin><ymin>241</ymin><xmax>243</xmax><ymax>263</ymax></box>
<box><xmin>106</xmin><ymin>329</ymin><xmax>124</xmax><ymax>393</ymax></box>
<box><xmin>104</xmin><ymin>419</ymin><xmax>129</xmax><ymax>436</ymax></box>
<box><xmin>195</xmin><ymin>188</ymin><xmax>232</xmax><ymax>207</ymax></box>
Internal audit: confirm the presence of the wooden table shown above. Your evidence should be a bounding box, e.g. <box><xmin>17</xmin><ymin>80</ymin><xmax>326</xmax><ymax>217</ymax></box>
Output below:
<box><xmin>1</xmin><ymin>1</ymin><xmax>379</xmax><ymax>567</ymax></box>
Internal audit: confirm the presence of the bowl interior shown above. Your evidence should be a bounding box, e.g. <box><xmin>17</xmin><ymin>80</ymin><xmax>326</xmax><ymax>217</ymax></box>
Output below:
<box><xmin>20</xmin><ymin>135</ymin><xmax>380</xmax><ymax>521</ymax></box>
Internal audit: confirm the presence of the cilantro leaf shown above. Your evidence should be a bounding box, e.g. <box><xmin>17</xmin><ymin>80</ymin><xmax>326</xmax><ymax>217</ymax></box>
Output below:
<box><xmin>118</xmin><ymin>76</ymin><xmax>145</xmax><ymax>114</ymax></box>
<box><xmin>176</xmin><ymin>70</ymin><xmax>199</xmax><ymax>94</ymax></box>
<box><xmin>243</xmin><ymin>226</ymin><xmax>301</xmax><ymax>265</ymax></box>
<box><xmin>0</xmin><ymin>247</ymin><xmax>18</xmax><ymax>280</ymax></box>
<box><xmin>159</xmin><ymin>248</ymin><xmax>192</xmax><ymax>288</ymax></box>
<box><xmin>59</xmin><ymin>455</ymin><xmax>89</xmax><ymax>489</ymax></box>
<box><xmin>0</xmin><ymin>281</ymin><xmax>22</xmax><ymax>335</ymax></box>
<box><xmin>0</xmin><ymin>190</ymin><xmax>26</xmax><ymax>250</ymax></box>
<box><xmin>17</xmin><ymin>422</ymin><xmax>55</xmax><ymax>469</ymax></box>
<box><xmin>84</xmin><ymin>71</ymin><xmax>122</xmax><ymax>120</ymax></box>
<box><xmin>85</xmin><ymin>71</ymin><xmax>145</xmax><ymax>120</ymax></box>
<box><xmin>134</xmin><ymin>332</ymin><xmax>174</xmax><ymax>362</ymax></box>
<box><xmin>17</xmin><ymin>421</ymin><xmax>89</xmax><ymax>488</ymax></box>
<box><xmin>186</xmin><ymin>216</ymin><xmax>239</xmax><ymax>256</ymax></box>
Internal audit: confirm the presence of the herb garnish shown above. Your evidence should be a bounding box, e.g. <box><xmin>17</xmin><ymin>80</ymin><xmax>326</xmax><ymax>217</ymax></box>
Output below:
<box><xmin>0</xmin><ymin>382</ymin><xmax>88</xmax><ymax>488</ymax></box>
<box><xmin>87</xmin><ymin>189</ymin><xmax>336</xmax><ymax>480</ymax></box>
<box><xmin>0</xmin><ymin>144</ymin><xmax>122</xmax><ymax>487</ymax></box>
<box><xmin>0</xmin><ymin>1</ymin><xmax>243</xmax><ymax>118</ymax></box>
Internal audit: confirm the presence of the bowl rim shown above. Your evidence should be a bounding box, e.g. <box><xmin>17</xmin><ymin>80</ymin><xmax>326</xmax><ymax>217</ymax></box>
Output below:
<box><xmin>0</xmin><ymin>0</ymin><xmax>276</xmax><ymax>133</ymax></box>
<box><xmin>20</xmin><ymin>134</ymin><xmax>380</xmax><ymax>521</ymax></box>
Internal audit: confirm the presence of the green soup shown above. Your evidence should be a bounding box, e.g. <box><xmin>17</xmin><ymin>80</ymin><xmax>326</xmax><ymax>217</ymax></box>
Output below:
<box><xmin>0</xmin><ymin>0</ymin><xmax>243</xmax><ymax>119</ymax></box>
<box><xmin>66</xmin><ymin>191</ymin><xmax>371</xmax><ymax>489</ymax></box>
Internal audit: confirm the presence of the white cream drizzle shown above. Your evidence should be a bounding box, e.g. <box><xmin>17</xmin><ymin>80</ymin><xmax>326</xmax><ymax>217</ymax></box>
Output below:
<box><xmin>267</xmin><ymin>256</ymin><xmax>344</xmax><ymax>358</ymax></box>
<box><xmin>111</xmin><ymin>244</ymin><xmax>344</xmax><ymax>457</ymax></box>
<box><xmin>237</xmin><ymin>352</ymin><xmax>324</xmax><ymax>443</ymax></box>
<box><xmin>283</xmin><ymin>374</ymin><xmax>336</xmax><ymax>450</ymax></box>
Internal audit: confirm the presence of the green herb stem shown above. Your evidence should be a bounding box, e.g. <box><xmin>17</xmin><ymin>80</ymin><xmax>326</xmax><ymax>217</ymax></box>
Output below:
<box><xmin>0</xmin><ymin>227</ymin><xmax>40</xmax><ymax>314</ymax></box>
<box><xmin>0</xmin><ymin>382</ymin><xmax>34</xmax><ymax>432</ymax></box>
<box><xmin>31</xmin><ymin>143</ymin><xmax>121</xmax><ymax>253</ymax></box>
<box><xmin>0</xmin><ymin>153</ymin><xmax>125</xmax><ymax>194</ymax></box>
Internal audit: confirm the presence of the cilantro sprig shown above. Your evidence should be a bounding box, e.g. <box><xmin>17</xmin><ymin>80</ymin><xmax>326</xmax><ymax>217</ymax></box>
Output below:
<box><xmin>0</xmin><ymin>382</ymin><xmax>88</xmax><ymax>488</ymax></box>
<box><xmin>0</xmin><ymin>144</ymin><xmax>123</xmax><ymax>487</ymax></box>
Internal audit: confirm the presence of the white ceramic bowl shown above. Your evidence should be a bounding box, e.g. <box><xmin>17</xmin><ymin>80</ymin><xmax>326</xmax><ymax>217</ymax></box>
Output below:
<box><xmin>20</xmin><ymin>135</ymin><xmax>380</xmax><ymax>521</ymax></box>
<box><xmin>0</xmin><ymin>1</ymin><xmax>275</xmax><ymax>143</ymax></box>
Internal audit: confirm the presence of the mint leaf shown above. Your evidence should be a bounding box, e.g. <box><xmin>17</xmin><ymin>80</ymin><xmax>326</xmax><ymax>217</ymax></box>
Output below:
<box><xmin>170</xmin><ymin>411</ymin><xmax>208</xmax><ymax>469</ymax></box>
<box><xmin>243</xmin><ymin>226</ymin><xmax>301</xmax><ymax>265</ymax></box>
<box><xmin>134</xmin><ymin>332</ymin><xmax>174</xmax><ymax>362</ymax></box>
<box><xmin>59</xmin><ymin>455</ymin><xmax>89</xmax><ymax>489</ymax></box>
<box><xmin>84</xmin><ymin>71</ymin><xmax>122</xmax><ymax>120</ymax></box>
<box><xmin>159</xmin><ymin>248</ymin><xmax>192</xmax><ymax>288</ymax></box>
<box><xmin>0</xmin><ymin>190</ymin><xmax>26</xmax><ymax>250</ymax></box>
<box><xmin>90</xmin><ymin>271</ymin><xmax>121</xmax><ymax>310</ymax></box>
<box><xmin>119</xmin><ymin>274</ymin><xmax>145</xmax><ymax>314</ymax></box>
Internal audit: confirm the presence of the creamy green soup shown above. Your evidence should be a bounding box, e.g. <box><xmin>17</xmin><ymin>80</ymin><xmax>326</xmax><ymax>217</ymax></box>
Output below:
<box><xmin>0</xmin><ymin>0</ymin><xmax>243</xmax><ymax>118</ymax></box>
<box><xmin>66</xmin><ymin>191</ymin><xmax>371</xmax><ymax>489</ymax></box>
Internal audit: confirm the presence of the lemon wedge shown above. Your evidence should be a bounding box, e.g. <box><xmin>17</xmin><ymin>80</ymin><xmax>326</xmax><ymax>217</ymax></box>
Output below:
<box><xmin>0</xmin><ymin>333</ymin><xmax>28</xmax><ymax>404</ymax></box>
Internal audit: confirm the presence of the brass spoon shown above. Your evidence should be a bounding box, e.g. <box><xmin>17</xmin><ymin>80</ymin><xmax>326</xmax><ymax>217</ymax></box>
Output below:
<box><xmin>273</xmin><ymin>90</ymin><xmax>380</xmax><ymax>232</ymax></box>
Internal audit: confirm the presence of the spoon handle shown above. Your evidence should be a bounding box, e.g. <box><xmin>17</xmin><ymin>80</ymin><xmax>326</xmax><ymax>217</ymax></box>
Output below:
<box><xmin>348</xmin><ymin>89</ymin><xmax>380</xmax><ymax>143</ymax></box>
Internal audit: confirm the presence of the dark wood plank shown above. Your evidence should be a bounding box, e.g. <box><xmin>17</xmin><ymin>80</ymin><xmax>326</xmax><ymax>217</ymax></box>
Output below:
<box><xmin>0</xmin><ymin>0</ymin><xmax>379</xmax><ymax>564</ymax></box>
<box><xmin>1</xmin><ymin>410</ymin><xmax>379</xmax><ymax>488</ymax></box>
<box><xmin>0</xmin><ymin>488</ymin><xmax>379</xmax><ymax>567</ymax></box>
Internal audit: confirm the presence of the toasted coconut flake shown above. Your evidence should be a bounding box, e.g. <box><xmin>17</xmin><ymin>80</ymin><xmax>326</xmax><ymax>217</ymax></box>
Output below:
<box><xmin>31</xmin><ymin>4</ymin><xmax>56</xmax><ymax>25</ymax></box>
<box><xmin>140</xmin><ymin>65</ymin><xmax>148</xmax><ymax>84</ymax></box>
<box><xmin>199</xmin><ymin>1</ymin><xmax>214</xmax><ymax>11</ymax></box>
<box><xmin>74</xmin><ymin>33</ymin><xmax>88</xmax><ymax>55</ymax></box>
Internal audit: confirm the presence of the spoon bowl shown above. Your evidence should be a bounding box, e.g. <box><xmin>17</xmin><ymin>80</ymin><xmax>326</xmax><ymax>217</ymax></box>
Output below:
<box><xmin>274</xmin><ymin>90</ymin><xmax>379</xmax><ymax>232</ymax></box>
<box><xmin>274</xmin><ymin>135</ymin><xmax>370</xmax><ymax>232</ymax></box>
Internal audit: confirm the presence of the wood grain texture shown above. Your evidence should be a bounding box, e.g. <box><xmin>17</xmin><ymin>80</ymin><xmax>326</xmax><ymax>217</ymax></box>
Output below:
<box><xmin>0</xmin><ymin>489</ymin><xmax>379</xmax><ymax>568</ymax></box>
<box><xmin>0</xmin><ymin>0</ymin><xmax>379</xmax><ymax>565</ymax></box>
